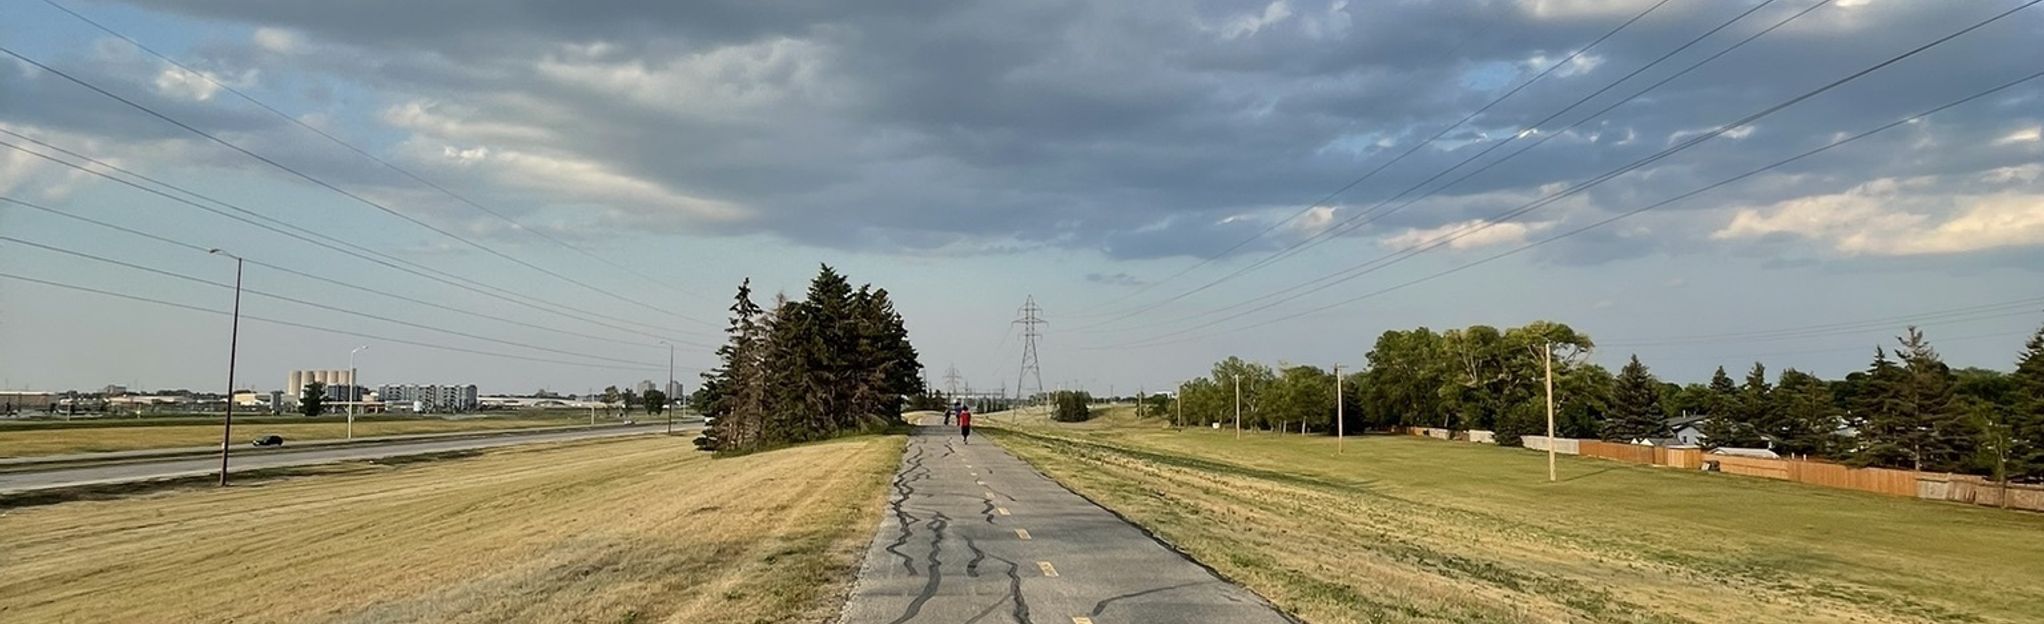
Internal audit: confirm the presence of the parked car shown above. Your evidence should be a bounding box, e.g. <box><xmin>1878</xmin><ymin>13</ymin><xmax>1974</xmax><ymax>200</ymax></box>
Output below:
<box><xmin>251</xmin><ymin>434</ymin><xmax>285</xmax><ymax>447</ymax></box>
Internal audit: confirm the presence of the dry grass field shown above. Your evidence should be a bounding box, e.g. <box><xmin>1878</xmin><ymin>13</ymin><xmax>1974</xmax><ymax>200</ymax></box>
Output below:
<box><xmin>0</xmin><ymin>434</ymin><xmax>901</xmax><ymax>623</ymax></box>
<box><xmin>992</xmin><ymin>411</ymin><xmax>2044</xmax><ymax>624</ymax></box>
<box><xmin>0</xmin><ymin>415</ymin><xmax>598</xmax><ymax>458</ymax></box>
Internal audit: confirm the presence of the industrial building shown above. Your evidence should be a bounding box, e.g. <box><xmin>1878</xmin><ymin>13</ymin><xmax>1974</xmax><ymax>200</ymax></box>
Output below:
<box><xmin>286</xmin><ymin>370</ymin><xmax>362</xmax><ymax>402</ymax></box>
<box><xmin>377</xmin><ymin>383</ymin><xmax>479</xmax><ymax>413</ymax></box>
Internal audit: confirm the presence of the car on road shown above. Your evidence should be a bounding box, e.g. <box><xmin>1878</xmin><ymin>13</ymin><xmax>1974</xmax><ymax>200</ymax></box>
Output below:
<box><xmin>251</xmin><ymin>435</ymin><xmax>285</xmax><ymax>447</ymax></box>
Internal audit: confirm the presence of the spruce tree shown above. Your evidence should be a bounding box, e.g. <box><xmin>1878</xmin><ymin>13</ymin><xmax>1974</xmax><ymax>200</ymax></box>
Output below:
<box><xmin>1896</xmin><ymin>327</ymin><xmax>1970</xmax><ymax>471</ymax></box>
<box><xmin>1853</xmin><ymin>347</ymin><xmax>1911</xmax><ymax>467</ymax></box>
<box><xmin>1738</xmin><ymin>362</ymin><xmax>1777</xmax><ymax>449</ymax></box>
<box><xmin>1774</xmin><ymin>368</ymin><xmax>1841</xmax><ymax>457</ymax></box>
<box><xmin>2012</xmin><ymin>324</ymin><xmax>2044</xmax><ymax>480</ymax></box>
<box><xmin>1605</xmin><ymin>355</ymin><xmax>1666</xmax><ymax>442</ymax></box>
<box><xmin>1699</xmin><ymin>366</ymin><xmax>1749</xmax><ymax>448</ymax></box>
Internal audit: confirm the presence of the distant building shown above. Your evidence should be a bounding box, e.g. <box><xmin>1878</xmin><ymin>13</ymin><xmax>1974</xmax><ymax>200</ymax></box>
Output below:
<box><xmin>286</xmin><ymin>370</ymin><xmax>360</xmax><ymax>402</ymax></box>
<box><xmin>666</xmin><ymin>380</ymin><xmax>684</xmax><ymax>401</ymax></box>
<box><xmin>635</xmin><ymin>380</ymin><xmax>656</xmax><ymax>395</ymax></box>
<box><xmin>102</xmin><ymin>384</ymin><xmax>129</xmax><ymax>396</ymax></box>
<box><xmin>0</xmin><ymin>390</ymin><xmax>57</xmax><ymax>413</ymax></box>
<box><xmin>1665</xmin><ymin>414</ymin><xmax>1710</xmax><ymax>446</ymax></box>
<box><xmin>377</xmin><ymin>383</ymin><xmax>479</xmax><ymax>412</ymax></box>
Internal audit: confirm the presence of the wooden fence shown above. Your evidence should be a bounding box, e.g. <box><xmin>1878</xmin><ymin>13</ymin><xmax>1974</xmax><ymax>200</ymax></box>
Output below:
<box><xmin>1708</xmin><ymin>455</ymin><xmax>1919</xmax><ymax>497</ymax></box>
<box><xmin>1579</xmin><ymin>440</ymin><xmax>1657</xmax><ymax>465</ymax></box>
<box><xmin>1400</xmin><ymin>428</ymin><xmax>2040</xmax><ymax>512</ymax></box>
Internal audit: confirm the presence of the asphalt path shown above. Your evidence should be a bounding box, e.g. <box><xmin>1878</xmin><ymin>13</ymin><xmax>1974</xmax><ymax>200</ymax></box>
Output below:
<box><xmin>838</xmin><ymin>423</ymin><xmax>1291</xmax><ymax>624</ymax></box>
<box><xmin>0</xmin><ymin>423</ymin><xmax>688</xmax><ymax>493</ymax></box>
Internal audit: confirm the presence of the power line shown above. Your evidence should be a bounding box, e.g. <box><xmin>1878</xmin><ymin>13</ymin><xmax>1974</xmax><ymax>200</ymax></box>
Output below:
<box><xmin>34</xmin><ymin>0</ymin><xmax>712</xmax><ymax>304</ymax></box>
<box><xmin>1601</xmin><ymin>297</ymin><xmax>2044</xmax><ymax>347</ymax></box>
<box><xmin>0</xmin><ymin>271</ymin><xmax>671</xmax><ymax>372</ymax></box>
<box><xmin>0</xmin><ymin>44</ymin><xmax>714</xmax><ymax>329</ymax></box>
<box><xmin>1068</xmin><ymin>0</ymin><xmax>1679</xmax><ymax>321</ymax></box>
<box><xmin>0</xmin><ymin>195</ymin><xmax>692</xmax><ymax>351</ymax></box>
<box><xmin>0</xmin><ymin>234</ymin><xmax>684</xmax><ymax>369</ymax></box>
<box><xmin>1076</xmin><ymin>0</ymin><xmax>1821</xmax><ymax>333</ymax></box>
<box><xmin>0</xmin><ymin>133</ymin><xmax>711</xmax><ymax>347</ymax></box>
<box><xmin>1095</xmin><ymin>5</ymin><xmax>2041</xmax><ymax>348</ymax></box>
<box><xmin>1107</xmin><ymin>64</ymin><xmax>2044</xmax><ymax>349</ymax></box>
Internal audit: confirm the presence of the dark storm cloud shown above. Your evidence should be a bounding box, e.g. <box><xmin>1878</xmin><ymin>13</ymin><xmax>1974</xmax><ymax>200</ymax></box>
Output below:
<box><xmin>16</xmin><ymin>0</ymin><xmax>2042</xmax><ymax>262</ymax></box>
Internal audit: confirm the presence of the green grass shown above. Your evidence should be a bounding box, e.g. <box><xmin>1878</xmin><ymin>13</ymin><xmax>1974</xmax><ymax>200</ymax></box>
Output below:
<box><xmin>0</xmin><ymin>411</ymin><xmax>627</xmax><ymax>458</ymax></box>
<box><xmin>991</xmin><ymin>417</ymin><xmax>2044</xmax><ymax>624</ymax></box>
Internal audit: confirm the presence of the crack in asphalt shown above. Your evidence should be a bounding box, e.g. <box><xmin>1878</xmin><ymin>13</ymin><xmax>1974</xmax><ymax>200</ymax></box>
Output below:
<box><xmin>961</xmin><ymin>529</ymin><xmax>985</xmax><ymax>578</ymax></box>
<box><xmin>1088</xmin><ymin>580</ymin><xmax>1218</xmax><ymax>617</ymax></box>
<box><xmin>885</xmin><ymin>442</ymin><xmax>929</xmax><ymax>575</ymax></box>
<box><xmin>980</xmin><ymin>498</ymin><xmax>999</xmax><ymax>525</ymax></box>
<box><xmin>986</xmin><ymin>554</ymin><xmax>1033</xmax><ymax>623</ymax></box>
<box><xmin>887</xmin><ymin>511</ymin><xmax>949</xmax><ymax>624</ymax></box>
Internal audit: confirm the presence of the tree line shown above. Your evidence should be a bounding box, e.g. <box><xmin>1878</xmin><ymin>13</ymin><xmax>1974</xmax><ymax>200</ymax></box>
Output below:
<box><xmin>1171</xmin><ymin>321</ymin><xmax>2044</xmax><ymax>481</ymax></box>
<box><xmin>692</xmin><ymin>265</ymin><xmax>924</xmax><ymax>454</ymax></box>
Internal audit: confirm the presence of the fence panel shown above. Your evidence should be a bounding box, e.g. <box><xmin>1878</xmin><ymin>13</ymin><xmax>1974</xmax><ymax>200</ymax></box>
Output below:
<box><xmin>1580</xmin><ymin>441</ymin><xmax>1656</xmax><ymax>465</ymax></box>
<box><xmin>1712</xmin><ymin>455</ymin><xmax>1790</xmax><ymax>480</ymax></box>
<box><xmin>1522</xmin><ymin>436</ymin><xmax>1579</xmax><ymax>454</ymax></box>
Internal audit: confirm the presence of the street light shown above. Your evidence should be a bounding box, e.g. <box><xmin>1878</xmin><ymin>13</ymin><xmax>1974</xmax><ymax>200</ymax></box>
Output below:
<box><xmin>658</xmin><ymin>340</ymin><xmax>675</xmax><ymax>435</ymax></box>
<box><xmin>348</xmin><ymin>345</ymin><xmax>368</xmax><ymax>440</ymax></box>
<box><xmin>208</xmin><ymin>248</ymin><xmax>242</xmax><ymax>487</ymax></box>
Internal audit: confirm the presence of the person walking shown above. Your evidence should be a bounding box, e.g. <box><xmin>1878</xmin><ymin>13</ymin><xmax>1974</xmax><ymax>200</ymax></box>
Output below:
<box><xmin>957</xmin><ymin>406</ymin><xmax>973</xmax><ymax>444</ymax></box>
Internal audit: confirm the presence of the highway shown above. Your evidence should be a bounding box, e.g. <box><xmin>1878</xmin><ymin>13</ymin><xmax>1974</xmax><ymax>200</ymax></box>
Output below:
<box><xmin>838</xmin><ymin>424</ymin><xmax>1292</xmax><ymax>623</ymax></box>
<box><xmin>0</xmin><ymin>423</ymin><xmax>691</xmax><ymax>493</ymax></box>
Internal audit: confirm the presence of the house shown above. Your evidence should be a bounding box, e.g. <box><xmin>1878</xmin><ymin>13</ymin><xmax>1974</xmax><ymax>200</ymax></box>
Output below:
<box><xmin>1664</xmin><ymin>413</ymin><xmax>1710</xmax><ymax>446</ymax></box>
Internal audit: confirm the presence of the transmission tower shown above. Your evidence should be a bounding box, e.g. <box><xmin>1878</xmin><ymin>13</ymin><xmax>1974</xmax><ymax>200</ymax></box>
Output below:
<box><xmin>943</xmin><ymin>364</ymin><xmax>964</xmax><ymax>398</ymax></box>
<box><xmin>1013</xmin><ymin>296</ymin><xmax>1047</xmax><ymax>407</ymax></box>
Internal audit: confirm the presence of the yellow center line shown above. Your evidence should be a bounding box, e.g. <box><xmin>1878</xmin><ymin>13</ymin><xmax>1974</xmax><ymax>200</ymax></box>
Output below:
<box><xmin>1037</xmin><ymin>561</ymin><xmax>1059</xmax><ymax>577</ymax></box>
<box><xmin>1015</xmin><ymin>528</ymin><xmax>1031</xmax><ymax>540</ymax></box>
<box><xmin>984</xmin><ymin>491</ymin><xmax>995</xmax><ymax>499</ymax></box>
<box><xmin>996</xmin><ymin>507</ymin><xmax>1011</xmax><ymax>516</ymax></box>
<box><xmin>1072</xmin><ymin>618</ymin><xmax>1096</xmax><ymax>624</ymax></box>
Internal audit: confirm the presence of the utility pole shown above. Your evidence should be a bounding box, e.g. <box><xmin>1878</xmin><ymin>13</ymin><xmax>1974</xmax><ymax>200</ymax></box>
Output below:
<box><xmin>1013</xmin><ymin>296</ymin><xmax>1047</xmax><ymax>413</ymax></box>
<box><xmin>1175</xmin><ymin>381</ymin><xmax>1183</xmax><ymax>429</ymax></box>
<box><xmin>209</xmin><ymin>249</ymin><xmax>242</xmax><ymax>487</ymax></box>
<box><xmin>348</xmin><ymin>345</ymin><xmax>368</xmax><ymax>440</ymax></box>
<box><xmin>661</xmin><ymin>341</ymin><xmax>676</xmax><ymax>435</ymax></box>
<box><xmin>1335</xmin><ymin>363</ymin><xmax>1344</xmax><ymax>454</ymax></box>
<box><xmin>1233</xmin><ymin>375</ymin><xmax>1241</xmax><ymax>440</ymax></box>
<box><xmin>1544</xmin><ymin>340</ymin><xmax>1556</xmax><ymax>483</ymax></box>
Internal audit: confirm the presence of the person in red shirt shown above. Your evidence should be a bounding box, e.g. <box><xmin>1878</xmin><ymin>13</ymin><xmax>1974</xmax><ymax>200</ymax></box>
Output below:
<box><xmin>957</xmin><ymin>407</ymin><xmax>973</xmax><ymax>444</ymax></box>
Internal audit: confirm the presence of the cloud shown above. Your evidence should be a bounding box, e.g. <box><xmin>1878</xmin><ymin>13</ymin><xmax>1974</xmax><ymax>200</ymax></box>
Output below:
<box><xmin>1712</xmin><ymin>177</ymin><xmax>2044</xmax><ymax>256</ymax></box>
<box><xmin>1995</xmin><ymin>126</ymin><xmax>2041</xmax><ymax>145</ymax></box>
<box><xmin>0</xmin><ymin>0</ymin><xmax>2025</xmax><ymax>265</ymax></box>
<box><xmin>252</xmin><ymin>27</ymin><xmax>303</xmax><ymax>54</ymax></box>
<box><xmin>1380</xmin><ymin>218</ymin><xmax>1556</xmax><ymax>251</ymax></box>
<box><xmin>1084</xmin><ymin>272</ymin><xmax>1148</xmax><ymax>287</ymax></box>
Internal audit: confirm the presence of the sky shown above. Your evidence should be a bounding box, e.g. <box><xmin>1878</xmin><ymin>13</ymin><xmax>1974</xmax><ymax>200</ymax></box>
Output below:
<box><xmin>1</xmin><ymin>0</ymin><xmax>2041</xmax><ymax>397</ymax></box>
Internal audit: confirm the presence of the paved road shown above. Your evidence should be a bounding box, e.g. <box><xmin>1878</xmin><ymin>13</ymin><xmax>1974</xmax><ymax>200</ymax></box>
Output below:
<box><xmin>0</xmin><ymin>423</ymin><xmax>690</xmax><ymax>493</ymax></box>
<box><xmin>839</xmin><ymin>424</ymin><xmax>1291</xmax><ymax>624</ymax></box>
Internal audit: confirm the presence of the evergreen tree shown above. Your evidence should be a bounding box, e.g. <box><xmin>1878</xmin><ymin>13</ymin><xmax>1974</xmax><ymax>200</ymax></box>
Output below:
<box><xmin>696</xmin><ymin>279</ymin><xmax>767</xmax><ymax>452</ymax></box>
<box><xmin>1605</xmin><ymin>355</ymin><xmax>1666</xmax><ymax>442</ymax></box>
<box><xmin>1852</xmin><ymin>347</ymin><xmax>1910</xmax><ymax>466</ymax></box>
<box><xmin>1897</xmin><ymin>327</ymin><xmax>1971</xmax><ymax>471</ymax></box>
<box><xmin>2012</xmin><ymin>324</ymin><xmax>2044</xmax><ymax>480</ymax></box>
<box><xmin>1738</xmin><ymin>362</ymin><xmax>1777</xmax><ymax>448</ymax></box>
<box><xmin>1698</xmin><ymin>366</ymin><xmax>1750</xmax><ymax>448</ymax></box>
<box><xmin>1773</xmin><ymin>368</ymin><xmax>1841</xmax><ymax>457</ymax></box>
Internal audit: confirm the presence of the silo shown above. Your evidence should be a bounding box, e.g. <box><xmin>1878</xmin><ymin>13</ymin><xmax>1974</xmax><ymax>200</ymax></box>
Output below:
<box><xmin>288</xmin><ymin>371</ymin><xmax>304</xmax><ymax>396</ymax></box>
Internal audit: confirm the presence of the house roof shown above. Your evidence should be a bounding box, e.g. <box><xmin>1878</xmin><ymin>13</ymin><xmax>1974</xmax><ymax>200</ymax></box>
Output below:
<box><xmin>1663</xmin><ymin>413</ymin><xmax>1709</xmax><ymax>429</ymax></box>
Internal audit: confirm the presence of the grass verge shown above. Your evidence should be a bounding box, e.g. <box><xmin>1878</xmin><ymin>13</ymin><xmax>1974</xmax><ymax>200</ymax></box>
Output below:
<box><xmin>0</xmin><ymin>413</ymin><xmax>610</xmax><ymax>458</ymax></box>
<box><xmin>0</xmin><ymin>434</ymin><xmax>902</xmax><ymax>623</ymax></box>
<box><xmin>990</xmin><ymin>420</ymin><xmax>2044</xmax><ymax>624</ymax></box>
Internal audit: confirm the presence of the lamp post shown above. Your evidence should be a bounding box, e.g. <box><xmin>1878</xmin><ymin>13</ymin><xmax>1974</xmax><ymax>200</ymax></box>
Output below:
<box><xmin>348</xmin><ymin>345</ymin><xmax>368</xmax><ymax>440</ymax></box>
<box><xmin>659</xmin><ymin>340</ymin><xmax>675</xmax><ymax>435</ymax></box>
<box><xmin>208</xmin><ymin>249</ymin><xmax>242</xmax><ymax>487</ymax></box>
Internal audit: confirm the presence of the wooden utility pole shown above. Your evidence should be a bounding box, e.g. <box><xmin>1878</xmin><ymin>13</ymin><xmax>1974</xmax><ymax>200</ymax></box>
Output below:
<box><xmin>1544</xmin><ymin>340</ymin><xmax>1556</xmax><ymax>483</ymax></box>
<box><xmin>1335</xmin><ymin>363</ymin><xmax>1344</xmax><ymax>454</ymax></box>
<box><xmin>1233</xmin><ymin>375</ymin><xmax>1242</xmax><ymax>440</ymax></box>
<box><xmin>1175</xmin><ymin>382</ymin><xmax>1183</xmax><ymax>429</ymax></box>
